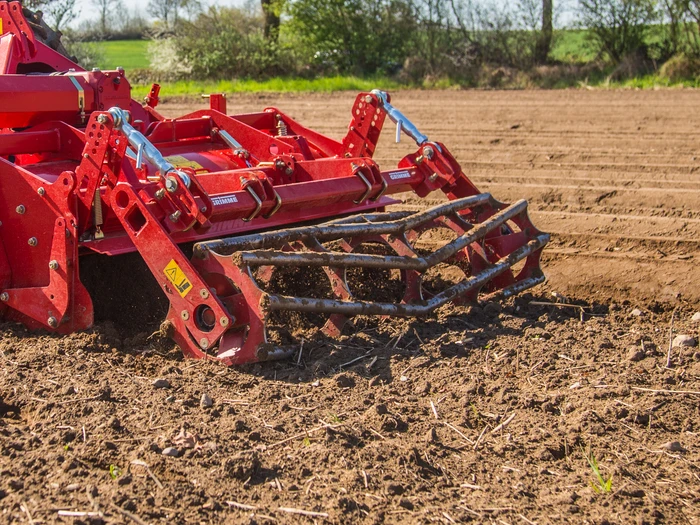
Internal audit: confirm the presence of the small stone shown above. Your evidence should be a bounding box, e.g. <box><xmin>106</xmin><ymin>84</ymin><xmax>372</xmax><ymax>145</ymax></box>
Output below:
<box><xmin>627</xmin><ymin>348</ymin><xmax>645</xmax><ymax>362</ymax></box>
<box><xmin>691</xmin><ymin>312</ymin><xmax>700</xmax><ymax>323</ymax></box>
<box><xmin>368</xmin><ymin>376</ymin><xmax>380</xmax><ymax>387</ymax></box>
<box><xmin>398</xmin><ymin>498</ymin><xmax>414</xmax><ymax>510</ymax></box>
<box><xmin>374</xmin><ymin>404</ymin><xmax>388</xmax><ymax>415</ymax></box>
<box><xmin>425</xmin><ymin>427</ymin><xmax>438</xmax><ymax>443</ymax></box>
<box><xmin>483</xmin><ymin>302</ymin><xmax>502</xmax><ymax>317</ymax></box>
<box><xmin>630</xmin><ymin>308</ymin><xmax>644</xmax><ymax>317</ymax></box>
<box><xmin>117</xmin><ymin>474</ymin><xmax>132</xmax><ymax>486</ymax></box>
<box><xmin>200</xmin><ymin>393</ymin><xmax>213</xmax><ymax>408</ymax></box>
<box><xmin>64</xmin><ymin>483</ymin><xmax>81</xmax><ymax>492</ymax></box>
<box><xmin>62</xmin><ymin>385</ymin><xmax>76</xmax><ymax>396</ymax></box>
<box><xmin>569</xmin><ymin>382</ymin><xmax>581</xmax><ymax>389</ymax></box>
<box><xmin>659</xmin><ymin>441</ymin><xmax>686</xmax><ymax>452</ymax></box>
<box><xmin>335</xmin><ymin>374</ymin><xmax>355</xmax><ymax>388</ymax></box>
<box><xmin>386</xmin><ymin>483</ymin><xmax>404</xmax><ymax>496</ymax></box>
<box><xmin>672</xmin><ymin>335</ymin><xmax>697</xmax><ymax>348</ymax></box>
<box><xmin>152</xmin><ymin>378</ymin><xmax>170</xmax><ymax>389</ymax></box>
<box><xmin>414</xmin><ymin>381</ymin><xmax>431</xmax><ymax>396</ymax></box>
<box><xmin>161</xmin><ymin>447</ymin><xmax>179</xmax><ymax>457</ymax></box>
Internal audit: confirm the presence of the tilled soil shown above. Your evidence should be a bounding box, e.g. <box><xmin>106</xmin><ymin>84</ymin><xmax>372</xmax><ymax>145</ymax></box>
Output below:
<box><xmin>1</xmin><ymin>90</ymin><xmax>699</xmax><ymax>524</ymax></box>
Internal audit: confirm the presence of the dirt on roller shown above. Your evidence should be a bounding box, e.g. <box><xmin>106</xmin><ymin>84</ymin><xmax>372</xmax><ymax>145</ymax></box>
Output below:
<box><xmin>1</xmin><ymin>90</ymin><xmax>699</xmax><ymax>525</ymax></box>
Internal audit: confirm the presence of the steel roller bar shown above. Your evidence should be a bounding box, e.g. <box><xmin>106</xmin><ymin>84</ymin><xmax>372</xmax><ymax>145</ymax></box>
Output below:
<box><xmin>238</xmin><ymin>199</ymin><xmax>529</xmax><ymax>270</ymax></box>
<box><xmin>197</xmin><ymin>193</ymin><xmax>493</xmax><ymax>254</ymax></box>
<box><xmin>264</xmin><ymin>234</ymin><xmax>549</xmax><ymax>316</ymax></box>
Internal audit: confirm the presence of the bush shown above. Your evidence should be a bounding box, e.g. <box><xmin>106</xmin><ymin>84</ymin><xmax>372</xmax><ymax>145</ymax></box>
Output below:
<box><xmin>288</xmin><ymin>0</ymin><xmax>418</xmax><ymax>76</ymax></box>
<box><xmin>577</xmin><ymin>0</ymin><xmax>659</xmax><ymax>63</ymax></box>
<box><xmin>148</xmin><ymin>38</ymin><xmax>192</xmax><ymax>80</ymax></box>
<box><xmin>61</xmin><ymin>36</ymin><xmax>105</xmax><ymax>69</ymax></box>
<box><xmin>175</xmin><ymin>6</ymin><xmax>298</xmax><ymax>79</ymax></box>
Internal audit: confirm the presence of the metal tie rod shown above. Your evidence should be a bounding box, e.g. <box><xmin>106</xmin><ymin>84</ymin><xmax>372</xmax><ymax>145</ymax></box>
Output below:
<box><xmin>239</xmin><ymin>199</ymin><xmax>529</xmax><ymax>271</ymax></box>
<box><xmin>264</xmin><ymin>234</ymin><xmax>549</xmax><ymax>317</ymax></box>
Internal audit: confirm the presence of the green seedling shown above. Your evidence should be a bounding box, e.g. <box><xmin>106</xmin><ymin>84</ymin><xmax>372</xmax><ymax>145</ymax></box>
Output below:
<box><xmin>329</xmin><ymin>413</ymin><xmax>342</xmax><ymax>424</ymax></box>
<box><xmin>63</xmin><ymin>444</ymin><xmax>70</xmax><ymax>451</ymax></box>
<box><xmin>583</xmin><ymin>448</ymin><xmax>612</xmax><ymax>493</ymax></box>
<box><xmin>301</xmin><ymin>437</ymin><xmax>311</xmax><ymax>446</ymax></box>
<box><xmin>109</xmin><ymin>464</ymin><xmax>121</xmax><ymax>479</ymax></box>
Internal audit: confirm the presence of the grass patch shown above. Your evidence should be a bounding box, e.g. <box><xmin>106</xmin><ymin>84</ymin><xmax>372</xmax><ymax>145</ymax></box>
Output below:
<box><xmin>130</xmin><ymin>75</ymin><xmax>408</xmax><ymax>98</ymax></box>
<box><xmin>94</xmin><ymin>40</ymin><xmax>150</xmax><ymax>71</ymax></box>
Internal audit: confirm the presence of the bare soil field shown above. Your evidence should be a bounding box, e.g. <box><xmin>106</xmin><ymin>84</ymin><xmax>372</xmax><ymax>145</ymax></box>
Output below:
<box><xmin>1</xmin><ymin>90</ymin><xmax>699</xmax><ymax>525</ymax></box>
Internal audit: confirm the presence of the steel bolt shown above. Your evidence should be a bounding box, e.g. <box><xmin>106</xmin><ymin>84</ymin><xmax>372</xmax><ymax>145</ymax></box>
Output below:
<box><xmin>47</xmin><ymin>316</ymin><xmax>58</xmax><ymax>327</ymax></box>
<box><xmin>83</xmin><ymin>153</ymin><xmax>90</xmax><ymax>159</ymax></box>
<box><xmin>28</xmin><ymin>237</ymin><xmax>38</xmax><ymax>247</ymax></box>
<box><xmin>96</xmin><ymin>114</ymin><xmax>107</xmax><ymax>124</ymax></box>
<box><xmin>91</xmin><ymin>67</ymin><xmax>101</xmax><ymax>72</ymax></box>
<box><xmin>116</xmin><ymin>66</ymin><xmax>124</xmax><ymax>73</ymax></box>
<box><xmin>169</xmin><ymin>211</ymin><xmax>182</xmax><ymax>223</ymax></box>
<box><xmin>49</xmin><ymin>260</ymin><xmax>59</xmax><ymax>271</ymax></box>
<box><xmin>200</xmin><ymin>289</ymin><xmax>210</xmax><ymax>299</ymax></box>
<box><xmin>16</xmin><ymin>205</ymin><xmax>25</xmax><ymax>214</ymax></box>
<box><xmin>181</xmin><ymin>310</ymin><xmax>190</xmax><ymax>321</ymax></box>
<box><xmin>0</xmin><ymin>292</ymin><xmax>8</xmax><ymax>302</ymax></box>
<box><xmin>199</xmin><ymin>338</ymin><xmax>209</xmax><ymax>349</ymax></box>
<box><xmin>165</xmin><ymin>177</ymin><xmax>178</xmax><ymax>193</ymax></box>
<box><xmin>37</xmin><ymin>187</ymin><xmax>45</xmax><ymax>196</ymax></box>
<box><xmin>220</xmin><ymin>316</ymin><xmax>229</xmax><ymax>327</ymax></box>
<box><xmin>429</xmin><ymin>173</ymin><xmax>439</xmax><ymax>182</ymax></box>
<box><xmin>154</xmin><ymin>188</ymin><xmax>165</xmax><ymax>200</ymax></box>
<box><xmin>200</xmin><ymin>206</ymin><xmax>207</xmax><ymax>213</ymax></box>
<box><xmin>423</xmin><ymin>145</ymin><xmax>435</xmax><ymax>160</ymax></box>
<box><xmin>365</xmin><ymin>95</ymin><xmax>373</xmax><ymax>103</ymax></box>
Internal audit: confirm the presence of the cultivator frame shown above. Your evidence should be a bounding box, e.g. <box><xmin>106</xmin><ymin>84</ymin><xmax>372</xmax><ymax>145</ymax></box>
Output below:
<box><xmin>0</xmin><ymin>1</ymin><xmax>549</xmax><ymax>364</ymax></box>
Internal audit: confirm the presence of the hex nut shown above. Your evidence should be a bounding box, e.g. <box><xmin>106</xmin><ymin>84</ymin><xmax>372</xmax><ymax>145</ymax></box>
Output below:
<box><xmin>47</xmin><ymin>316</ymin><xmax>58</xmax><ymax>328</ymax></box>
<box><xmin>0</xmin><ymin>292</ymin><xmax>8</xmax><ymax>302</ymax></box>
<box><xmin>28</xmin><ymin>237</ymin><xmax>38</xmax><ymax>247</ymax></box>
<box><xmin>49</xmin><ymin>260</ymin><xmax>59</xmax><ymax>271</ymax></box>
<box><xmin>15</xmin><ymin>205</ymin><xmax>25</xmax><ymax>214</ymax></box>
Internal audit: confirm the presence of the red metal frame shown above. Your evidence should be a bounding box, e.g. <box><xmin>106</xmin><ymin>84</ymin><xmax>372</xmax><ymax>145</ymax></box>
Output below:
<box><xmin>0</xmin><ymin>3</ymin><xmax>548</xmax><ymax>364</ymax></box>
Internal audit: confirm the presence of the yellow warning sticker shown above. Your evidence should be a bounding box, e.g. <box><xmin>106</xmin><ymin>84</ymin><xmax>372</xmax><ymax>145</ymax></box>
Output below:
<box><xmin>0</xmin><ymin>20</ymin><xmax>3</xmax><ymax>35</ymax></box>
<box><xmin>164</xmin><ymin>155</ymin><xmax>205</xmax><ymax>171</ymax></box>
<box><xmin>163</xmin><ymin>259</ymin><xmax>193</xmax><ymax>298</ymax></box>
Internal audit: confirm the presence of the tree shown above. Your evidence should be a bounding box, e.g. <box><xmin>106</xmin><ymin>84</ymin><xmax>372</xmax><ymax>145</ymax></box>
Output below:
<box><xmin>94</xmin><ymin>0</ymin><xmax>121</xmax><ymax>35</ymax></box>
<box><xmin>147</xmin><ymin>0</ymin><xmax>181</xmax><ymax>30</ymax></box>
<box><xmin>577</xmin><ymin>0</ymin><xmax>659</xmax><ymax>62</ymax></box>
<box><xmin>261</xmin><ymin>0</ymin><xmax>281</xmax><ymax>42</ymax></box>
<box><xmin>536</xmin><ymin>0</ymin><xmax>553</xmax><ymax>63</ymax></box>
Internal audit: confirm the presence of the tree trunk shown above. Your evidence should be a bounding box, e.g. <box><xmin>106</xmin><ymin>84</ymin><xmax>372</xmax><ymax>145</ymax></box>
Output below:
<box><xmin>261</xmin><ymin>0</ymin><xmax>281</xmax><ymax>43</ymax></box>
<box><xmin>536</xmin><ymin>0</ymin><xmax>553</xmax><ymax>64</ymax></box>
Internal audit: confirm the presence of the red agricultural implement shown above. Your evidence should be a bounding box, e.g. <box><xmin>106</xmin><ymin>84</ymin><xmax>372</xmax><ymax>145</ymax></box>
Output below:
<box><xmin>0</xmin><ymin>1</ymin><xmax>549</xmax><ymax>365</ymax></box>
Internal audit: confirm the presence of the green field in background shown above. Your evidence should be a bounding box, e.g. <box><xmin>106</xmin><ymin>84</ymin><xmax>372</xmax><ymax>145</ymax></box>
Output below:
<box><xmin>96</xmin><ymin>40</ymin><xmax>150</xmax><ymax>70</ymax></box>
<box><xmin>92</xmin><ymin>30</ymin><xmax>598</xmax><ymax>75</ymax></box>
<box><xmin>91</xmin><ymin>30</ymin><xmax>699</xmax><ymax>95</ymax></box>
